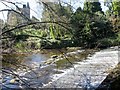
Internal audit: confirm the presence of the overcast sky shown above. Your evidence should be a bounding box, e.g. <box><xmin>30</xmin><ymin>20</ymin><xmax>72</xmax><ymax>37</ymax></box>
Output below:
<box><xmin>0</xmin><ymin>0</ymin><xmax>108</xmax><ymax>21</ymax></box>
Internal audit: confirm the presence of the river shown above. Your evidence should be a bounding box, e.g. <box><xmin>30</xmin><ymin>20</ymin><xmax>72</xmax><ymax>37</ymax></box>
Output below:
<box><xmin>1</xmin><ymin>46</ymin><xmax>119</xmax><ymax>89</ymax></box>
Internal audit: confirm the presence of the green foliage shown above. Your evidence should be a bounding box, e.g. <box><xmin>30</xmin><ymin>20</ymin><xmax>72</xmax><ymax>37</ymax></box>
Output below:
<box><xmin>42</xmin><ymin>2</ymin><xmax>73</xmax><ymax>22</ymax></box>
<box><xmin>83</xmin><ymin>1</ymin><xmax>102</xmax><ymax>13</ymax></box>
<box><xmin>2</xmin><ymin>1</ymin><xmax>119</xmax><ymax>51</ymax></box>
<box><xmin>41</xmin><ymin>2</ymin><xmax>73</xmax><ymax>40</ymax></box>
<box><xmin>104</xmin><ymin>0</ymin><xmax>120</xmax><ymax>16</ymax></box>
<box><xmin>40</xmin><ymin>30</ymin><xmax>47</xmax><ymax>37</ymax></box>
<box><xmin>71</xmin><ymin>6</ymin><xmax>114</xmax><ymax>47</ymax></box>
<box><xmin>115</xmin><ymin>32</ymin><xmax>120</xmax><ymax>45</ymax></box>
<box><xmin>98</xmin><ymin>38</ymin><xmax>114</xmax><ymax>47</ymax></box>
<box><xmin>97</xmin><ymin>32</ymin><xmax>120</xmax><ymax>47</ymax></box>
<box><xmin>112</xmin><ymin>1</ymin><xmax>120</xmax><ymax>16</ymax></box>
<box><xmin>15</xmin><ymin>41</ymin><xmax>28</xmax><ymax>52</ymax></box>
<box><xmin>82</xmin><ymin>21</ymin><xmax>93</xmax><ymax>43</ymax></box>
<box><xmin>57</xmin><ymin>4</ymin><xmax>72</xmax><ymax>18</ymax></box>
<box><xmin>49</xmin><ymin>24</ymin><xmax>55</xmax><ymax>40</ymax></box>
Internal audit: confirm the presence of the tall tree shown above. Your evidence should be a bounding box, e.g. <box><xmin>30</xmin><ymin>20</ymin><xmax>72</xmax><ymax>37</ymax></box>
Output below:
<box><xmin>42</xmin><ymin>2</ymin><xmax>73</xmax><ymax>22</ymax></box>
<box><xmin>83</xmin><ymin>0</ymin><xmax>102</xmax><ymax>14</ymax></box>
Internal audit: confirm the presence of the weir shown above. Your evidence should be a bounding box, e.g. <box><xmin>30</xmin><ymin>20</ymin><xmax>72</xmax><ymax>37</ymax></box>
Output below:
<box><xmin>43</xmin><ymin>47</ymin><xmax>119</xmax><ymax>89</ymax></box>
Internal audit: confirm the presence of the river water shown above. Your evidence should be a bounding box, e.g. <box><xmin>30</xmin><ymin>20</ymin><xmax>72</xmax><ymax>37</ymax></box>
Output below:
<box><xmin>2</xmin><ymin>47</ymin><xmax>91</xmax><ymax>89</ymax></box>
<box><xmin>1</xmin><ymin>46</ymin><xmax>119</xmax><ymax>89</ymax></box>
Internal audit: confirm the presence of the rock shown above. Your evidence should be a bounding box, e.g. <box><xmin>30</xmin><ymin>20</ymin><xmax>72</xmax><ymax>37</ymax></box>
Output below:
<box><xmin>10</xmin><ymin>79</ymin><xmax>16</xmax><ymax>84</ymax></box>
<box><xmin>51</xmin><ymin>55</ymin><xmax>58</xmax><ymax>59</ymax></box>
<box><xmin>9</xmin><ymin>79</ymin><xmax>19</xmax><ymax>84</ymax></box>
<box><xmin>45</xmin><ymin>60</ymin><xmax>53</xmax><ymax>64</ymax></box>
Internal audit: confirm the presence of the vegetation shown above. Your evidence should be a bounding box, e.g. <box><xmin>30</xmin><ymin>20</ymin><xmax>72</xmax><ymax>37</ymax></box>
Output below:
<box><xmin>1</xmin><ymin>0</ymin><xmax>120</xmax><ymax>51</ymax></box>
<box><xmin>1</xmin><ymin>0</ymin><xmax>120</xmax><ymax>89</ymax></box>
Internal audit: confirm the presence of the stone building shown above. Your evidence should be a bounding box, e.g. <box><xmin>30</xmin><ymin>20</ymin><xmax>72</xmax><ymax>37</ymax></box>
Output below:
<box><xmin>7</xmin><ymin>2</ymin><xmax>30</xmax><ymax>26</ymax></box>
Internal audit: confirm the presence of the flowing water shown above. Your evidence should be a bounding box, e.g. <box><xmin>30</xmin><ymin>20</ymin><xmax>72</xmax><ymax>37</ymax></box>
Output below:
<box><xmin>1</xmin><ymin>46</ymin><xmax>119</xmax><ymax>89</ymax></box>
<box><xmin>1</xmin><ymin>48</ymin><xmax>90</xmax><ymax>89</ymax></box>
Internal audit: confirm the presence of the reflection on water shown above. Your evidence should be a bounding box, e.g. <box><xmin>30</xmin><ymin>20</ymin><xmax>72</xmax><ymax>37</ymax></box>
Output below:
<box><xmin>24</xmin><ymin>53</ymin><xmax>48</xmax><ymax>68</ymax></box>
<box><xmin>29</xmin><ymin>54</ymin><xmax>48</xmax><ymax>62</ymax></box>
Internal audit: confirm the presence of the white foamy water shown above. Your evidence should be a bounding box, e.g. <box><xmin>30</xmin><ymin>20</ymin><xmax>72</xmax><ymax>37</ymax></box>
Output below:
<box><xmin>43</xmin><ymin>47</ymin><xmax>119</xmax><ymax>89</ymax></box>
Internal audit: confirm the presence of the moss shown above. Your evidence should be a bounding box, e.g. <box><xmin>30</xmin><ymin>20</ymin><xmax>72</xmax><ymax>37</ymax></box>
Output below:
<box><xmin>55</xmin><ymin>57</ymin><xmax>75</xmax><ymax>69</ymax></box>
<box><xmin>55</xmin><ymin>49</ymin><xmax>94</xmax><ymax>69</ymax></box>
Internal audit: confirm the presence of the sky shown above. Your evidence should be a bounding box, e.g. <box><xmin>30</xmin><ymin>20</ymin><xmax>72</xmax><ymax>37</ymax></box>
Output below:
<box><xmin>0</xmin><ymin>0</ymin><xmax>108</xmax><ymax>21</ymax></box>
